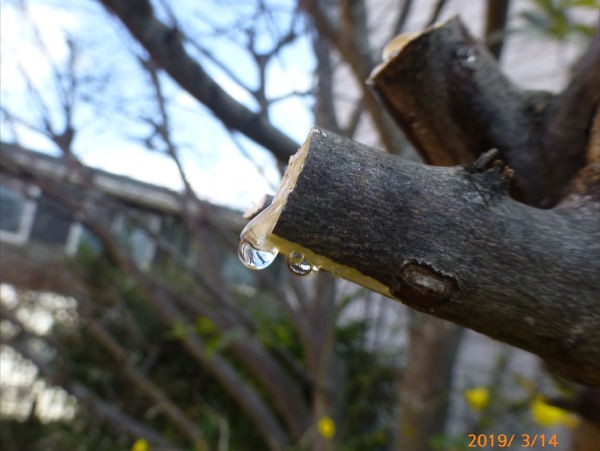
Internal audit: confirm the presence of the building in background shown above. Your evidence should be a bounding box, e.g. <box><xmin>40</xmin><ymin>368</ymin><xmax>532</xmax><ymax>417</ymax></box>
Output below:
<box><xmin>1</xmin><ymin>0</ymin><xmax>595</xmax><ymax>446</ymax></box>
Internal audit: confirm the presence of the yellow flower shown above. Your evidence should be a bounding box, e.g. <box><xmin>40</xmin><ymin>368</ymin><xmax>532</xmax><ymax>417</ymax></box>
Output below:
<box><xmin>131</xmin><ymin>438</ymin><xmax>149</xmax><ymax>451</ymax></box>
<box><xmin>317</xmin><ymin>416</ymin><xmax>336</xmax><ymax>439</ymax></box>
<box><xmin>530</xmin><ymin>396</ymin><xmax>578</xmax><ymax>428</ymax></box>
<box><xmin>464</xmin><ymin>386</ymin><xmax>490</xmax><ymax>411</ymax></box>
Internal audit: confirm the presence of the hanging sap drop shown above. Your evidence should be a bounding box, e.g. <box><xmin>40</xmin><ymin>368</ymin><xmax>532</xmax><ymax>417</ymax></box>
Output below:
<box><xmin>238</xmin><ymin>239</ymin><xmax>278</xmax><ymax>270</ymax></box>
<box><xmin>286</xmin><ymin>251</ymin><xmax>315</xmax><ymax>276</ymax></box>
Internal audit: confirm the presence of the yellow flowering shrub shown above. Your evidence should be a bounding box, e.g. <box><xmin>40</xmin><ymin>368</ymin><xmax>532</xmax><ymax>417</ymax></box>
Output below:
<box><xmin>131</xmin><ymin>438</ymin><xmax>149</xmax><ymax>451</ymax></box>
<box><xmin>530</xmin><ymin>396</ymin><xmax>578</xmax><ymax>428</ymax></box>
<box><xmin>464</xmin><ymin>386</ymin><xmax>490</xmax><ymax>411</ymax></box>
<box><xmin>317</xmin><ymin>416</ymin><xmax>336</xmax><ymax>439</ymax></box>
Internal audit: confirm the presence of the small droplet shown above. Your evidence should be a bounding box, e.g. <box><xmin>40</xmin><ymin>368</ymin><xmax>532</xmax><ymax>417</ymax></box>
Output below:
<box><xmin>238</xmin><ymin>239</ymin><xmax>278</xmax><ymax>270</ymax></box>
<box><xmin>286</xmin><ymin>251</ymin><xmax>315</xmax><ymax>276</ymax></box>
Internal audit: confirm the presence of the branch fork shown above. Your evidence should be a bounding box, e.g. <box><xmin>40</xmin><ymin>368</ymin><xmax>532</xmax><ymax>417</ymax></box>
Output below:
<box><xmin>243</xmin><ymin>18</ymin><xmax>600</xmax><ymax>386</ymax></box>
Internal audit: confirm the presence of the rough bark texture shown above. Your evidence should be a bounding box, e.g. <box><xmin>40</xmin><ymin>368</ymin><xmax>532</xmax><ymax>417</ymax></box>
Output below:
<box><xmin>256</xmin><ymin>16</ymin><xmax>600</xmax><ymax>390</ymax></box>
<box><xmin>369</xmin><ymin>17</ymin><xmax>600</xmax><ymax>207</ymax></box>
<box><xmin>270</xmin><ymin>128</ymin><xmax>600</xmax><ymax>387</ymax></box>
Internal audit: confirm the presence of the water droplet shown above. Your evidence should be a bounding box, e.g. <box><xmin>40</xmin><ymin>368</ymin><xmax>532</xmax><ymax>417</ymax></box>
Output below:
<box><xmin>286</xmin><ymin>251</ymin><xmax>315</xmax><ymax>276</ymax></box>
<box><xmin>238</xmin><ymin>239</ymin><xmax>278</xmax><ymax>270</ymax></box>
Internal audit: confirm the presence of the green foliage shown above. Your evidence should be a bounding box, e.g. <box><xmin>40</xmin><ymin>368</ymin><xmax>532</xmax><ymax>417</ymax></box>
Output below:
<box><xmin>335</xmin><ymin>320</ymin><xmax>398</xmax><ymax>451</ymax></box>
<box><xmin>429</xmin><ymin>434</ymin><xmax>471</xmax><ymax>451</ymax></box>
<box><xmin>520</xmin><ymin>0</ymin><xmax>598</xmax><ymax>41</ymax></box>
<box><xmin>0</xmin><ymin>415</ymin><xmax>133</xmax><ymax>451</ymax></box>
<box><xmin>15</xmin><ymin>247</ymin><xmax>400</xmax><ymax>451</ymax></box>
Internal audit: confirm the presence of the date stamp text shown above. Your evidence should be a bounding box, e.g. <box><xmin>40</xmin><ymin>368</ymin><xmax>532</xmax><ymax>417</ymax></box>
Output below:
<box><xmin>467</xmin><ymin>433</ymin><xmax>559</xmax><ymax>448</ymax></box>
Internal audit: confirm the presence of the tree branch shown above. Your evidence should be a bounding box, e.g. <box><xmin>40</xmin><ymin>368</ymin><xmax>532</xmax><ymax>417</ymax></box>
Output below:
<box><xmin>484</xmin><ymin>0</ymin><xmax>510</xmax><ymax>60</ymax></box>
<box><xmin>392</xmin><ymin>0</ymin><xmax>414</xmax><ymax>36</ymax></box>
<box><xmin>86</xmin><ymin>319</ymin><xmax>207</xmax><ymax>447</ymax></box>
<box><xmin>163</xmin><ymin>282</ymin><xmax>311</xmax><ymax>440</ymax></box>
<box><xmin>543</xmin><ymin>25</ymin><xmax>600</xmax><ymax>199</ymax></box>
<box><xmin>301</xmin><ymin>0</ymin><xmax>407</xmax><ymax>154</ymax></box>
<box><xmin>398</xmin><ymin>316</ymin><xmax>463</xmax><ymax>450</ymax></box>
<box><xmin>80</xmin><ymin>212</ymin><xmax>293</xmax><ymax>451</ymax></box>
<box><xmin>5</xmin><ymin>326</ymin><xmax>179</xmax><ymax>450</ymax></box>
<box><xmin>1</xmin><ymin>144</ymin><xmax>293</xmax><ymax>451</ymax></box>
<box><xmin>87</xmin><ymin>222</ymin><xmax>292</xmax><ymax>451</ymax></box>
<box><xmin>425</xmin><ymin>0</ymin><xmax>448</xmax><ymax>27</ymax></box>
<box><xmin>369</xmin><ymin>17</ymin><xmax>599</xmax><ymax>207</ymax></box>
<box><xmin>243</xmin><ymin>128</ymin><xmax>600</xmax><ymax>386</ymax></box>
<box><xmin>98</xmin><ymin>0</ymin><xmax>298</xmax><ymax>164</ymax></box>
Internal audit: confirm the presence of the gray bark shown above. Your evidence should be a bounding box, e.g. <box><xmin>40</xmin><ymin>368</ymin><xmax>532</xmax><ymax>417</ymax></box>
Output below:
<box><xmin>270</xmin><ymin>128</ymin><xmax>600</xmax><ymax>386</ymax></box>
<box><xmin>369</xmin><ymin>17</ymin><xmax>600</xmax><ymax>207</ymax></box>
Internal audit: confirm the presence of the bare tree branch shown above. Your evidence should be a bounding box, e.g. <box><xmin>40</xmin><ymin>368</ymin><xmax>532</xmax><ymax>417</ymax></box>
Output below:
<box><xmin>1</xmin><ymin>145</ymin><xmax>294</xmax><ymax>450</ymax></box>
<box><xmin>341</xmin><ymin>100</ymin><xmax>363</xmax><ymax>138</ymax></box>
<box><xmin>99</xmin><ymin>0</ymin><xmax>299</xmax><ymax>164</ymax></box>
<box><xmin>369</xmin><ymin>17</ymin><xmax>600</xmax><ymax>206</ymax></box>
<box><xmin>301</xmin><ymin>0</ymin><xmax>407</xmax><ymax>154</ymax></box>
<box><xmin>398</xmin><ymin>316</ymin><xmax>463</xmax><ymax>451</ymax></box>
<box><xmin>312</xmin><ymin>30</ymin><xmax>340</xmax><ymax>132</ymax></box>
<box><xmin>139</xmin><ymin>56</ymin><xmax>196</xmax><ymax>199</ymax></box>
<box><xmin>3</xmin><ymin>319</ymin><xmax>180</xmax><ymax>450</ymax></box>
<box><xmin>484</xmin><ymin>0</ymin><xmax>511</xmax><ymax>60</ymax></box>
<box><xmin>392</xmin><ymin>0</ymin><xmax>414</xmax><ymax>35</ymax></box>
<box><xmin>544</xmin><ymin>25</ymin><xmax>600</xmax><ymax>202</ymax></box>
<box><xmin>83</xmin><ymin>219</ymin><xmax>293</xmax><ymax>451</ymax></box>
<box><xmin>426</xmin><ymin>0</ymin><xmax>448</xmax><ymax>27</ymax></box>
<box><xmin>85</xmin><ymin>319</ymin><xmax>207</xmax><ymax>447</ymax></box>
<box><xmin>244</xmin><ymin>128</ymin><xmax>600</xmax><ymax>386</ymax></box>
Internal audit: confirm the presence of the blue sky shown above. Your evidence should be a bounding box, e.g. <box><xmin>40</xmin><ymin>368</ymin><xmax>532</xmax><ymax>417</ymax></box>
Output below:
<box><xmin>1</xmin><ymin>0</ymin><xmax>315</xmax><ymax>209</ymax></box>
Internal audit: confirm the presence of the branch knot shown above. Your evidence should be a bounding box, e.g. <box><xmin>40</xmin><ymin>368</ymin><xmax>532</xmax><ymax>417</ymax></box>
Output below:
<box><xmin>391</xmin><ymin>261</ymin><xmax>457</xmax><ymax>309</ymax></box>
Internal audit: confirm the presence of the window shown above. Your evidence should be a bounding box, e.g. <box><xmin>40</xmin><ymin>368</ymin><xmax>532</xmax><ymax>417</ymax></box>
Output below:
<box><xmin>0</xmin><ymin>181</ymin><xmax>36</xmax><ymax>245</ymax></box>
<box><xmin>29</xmin><ymin>194</ymin><xmax>72</xmax><ymax>246</ymax></box>
<box><xmin>111</xmin><ymin>210</ymin><xmax>160</xmax><ymax>270</ymax></box>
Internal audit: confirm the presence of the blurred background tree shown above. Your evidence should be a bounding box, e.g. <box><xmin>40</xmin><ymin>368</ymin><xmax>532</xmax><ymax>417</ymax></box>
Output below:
<box><xmin>1</xmin><ymin>1</ymin><xmax>597</xmax><ymax>450</ymax></box>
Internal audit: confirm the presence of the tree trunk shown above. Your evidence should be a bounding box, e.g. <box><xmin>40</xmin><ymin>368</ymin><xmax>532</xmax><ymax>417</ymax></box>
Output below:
<box><xmin>397</xmin><ymin>314</ymin><xmax>463</xmax><ymax>451</ymax></box>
